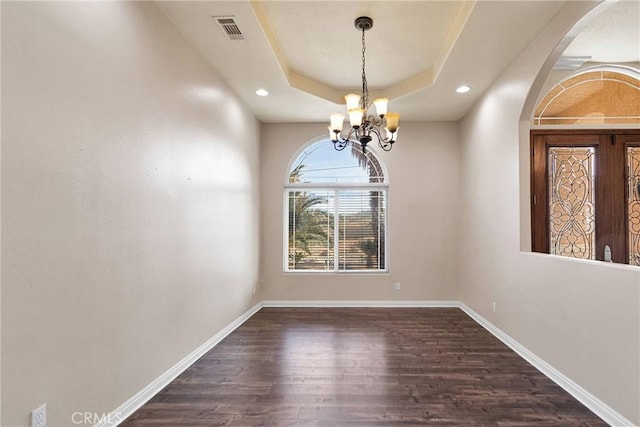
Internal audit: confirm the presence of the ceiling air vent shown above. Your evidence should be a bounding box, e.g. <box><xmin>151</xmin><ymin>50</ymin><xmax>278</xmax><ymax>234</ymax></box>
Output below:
<box><xmin>214</xmin><ymin>16</ymin><xmax>244</xmax><ymax>41</ymax></box>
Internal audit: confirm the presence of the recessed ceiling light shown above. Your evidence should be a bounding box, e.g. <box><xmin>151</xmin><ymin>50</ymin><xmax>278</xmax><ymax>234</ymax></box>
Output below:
<box><xmin>255</xmin><ymin>89</ymin><xmax>269</xmax><ymax>97</ymax></box>
<box><xmin>456</xmin><ymin>85</ymin><xmax>471</xmax><ymax>94</ymax></box>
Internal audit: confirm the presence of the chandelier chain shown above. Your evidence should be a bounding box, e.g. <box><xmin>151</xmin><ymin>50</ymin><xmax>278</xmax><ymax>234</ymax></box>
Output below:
<box><xmin>361</xmin><ymin>27</ymin><xmax>368</xmax><ymax>110</ymax></box>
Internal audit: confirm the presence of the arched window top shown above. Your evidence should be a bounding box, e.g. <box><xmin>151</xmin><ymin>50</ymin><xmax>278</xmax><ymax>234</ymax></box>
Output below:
<box><xmin>287</xmin><ymin>139</ymin><xmax>387</xmax><ymax>184</ymax></box>
<box><xmin>534</xmin><ymin>65</ymin><xmax>640</xmax><ymax>125</ymax></box>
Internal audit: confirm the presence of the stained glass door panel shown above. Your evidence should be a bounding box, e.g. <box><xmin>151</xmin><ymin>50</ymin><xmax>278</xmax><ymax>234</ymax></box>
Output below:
<box><xmin>548</xmin><ymin>147</ymin><xmax>596</xmax><ymax>259</ymax></box>
<box><xmin>628</xmin><ymin>147</ymin><xmax>640</xmax><ymax>265</ymax></box>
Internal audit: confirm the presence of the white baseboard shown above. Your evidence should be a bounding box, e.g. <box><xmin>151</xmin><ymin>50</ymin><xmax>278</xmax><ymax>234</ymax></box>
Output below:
<box><xmin>97</xmin><ymin>302</ymin><xmax>262</xmax><ymax>427</ymax></box>
<box><xmin>262</xmin><ymin>300</ymin><xmax>459</xmax><ymax>308</ymax></box>
<box><xmin>102</xmin><ymin>300</ymin><xmax>633</xmax><ymax>427</ymax></box>
<box><xmin>459</xmin><ymin>303</ymin><xmax>635</xmax><ymax>427</ymax></box>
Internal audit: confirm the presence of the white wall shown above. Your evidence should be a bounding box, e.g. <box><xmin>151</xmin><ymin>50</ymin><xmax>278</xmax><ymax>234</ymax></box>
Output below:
<box><xmin>459</xmin><ymin>1</ymin><xmax>640</xmax><ymax>424</ymax></box>
<box><xmin>3</xmin><ymin>1</ymin><xmax>637</xmax><ymax>426</ymax></box>
<box><xmin>1</xmin><ymin>2</ymin><xmax>260</xmax><ymax>426</ymax></box>
<box><xmin>260</xmin><ymin>122</ymin><xmax>460</xmax><ymax>302</ymax></box>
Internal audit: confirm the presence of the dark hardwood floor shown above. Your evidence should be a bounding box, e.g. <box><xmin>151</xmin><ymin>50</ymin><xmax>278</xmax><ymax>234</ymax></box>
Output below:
<box><xmin>122</xmin><ymin>307</ymin><xmax>606</xmax><ymax>426</ymax></box>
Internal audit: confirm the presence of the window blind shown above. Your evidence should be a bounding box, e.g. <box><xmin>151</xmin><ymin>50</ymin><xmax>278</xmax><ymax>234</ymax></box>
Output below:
<box><xmin>287</xmin><ymin>189</ymin><xmax>387</xmax><ymax>271</ymax></box>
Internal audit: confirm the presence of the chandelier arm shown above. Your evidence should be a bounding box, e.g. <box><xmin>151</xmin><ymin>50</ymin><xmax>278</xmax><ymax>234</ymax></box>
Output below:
<box><xmin>332</xmin><ymin>136</ymin><xmax>349</xmax><ymax>151</ymax></box>
<box><xmin>368</xmin><ymin>125</ymin><xmax>382</xmax><ymax>141</ymax></box>
<box><xmin>377</xmin><ymin>130</ymin><xmax>394</xmax><ymax>152</ymax></box>
<box><xmin>378</xmin><ymin>139</ymin><xmax>394</xmax><ymax>151</ymax></box>
<box><xmin>331</xmin><ymin>127</ymin><xmax>359</xmax><ymax>151</ymax></box>
<box><xmin>368</xmin><ymin>126</ymin><xmax>393</xmax><ymax>152</ymax></box>
<box><xmin>354</xmin><ymin>126</ymin><xmax>363</xmax><ymax>144</ymax></box>
<box><xmin>348</xmin><ymin>126</ymin><xmax>358</xmax><ymax>142</ymax></box>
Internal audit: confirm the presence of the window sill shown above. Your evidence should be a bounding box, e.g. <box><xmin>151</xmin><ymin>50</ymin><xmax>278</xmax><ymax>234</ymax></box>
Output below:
<box><xmin>283</xmin><ymin>270</ymin><xmax>390</xmax><ymax>275</ymax></box>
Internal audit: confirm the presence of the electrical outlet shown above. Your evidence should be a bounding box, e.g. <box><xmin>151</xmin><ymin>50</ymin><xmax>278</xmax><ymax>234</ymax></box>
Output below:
<box><xmin>395</xmin><ymin>282</ymin><xmax>401</xmax><ymax>291</ymax></box>
<box><xmin>492</xmin><ymin>302</ymin><xmax>496</xmax><ymax>312</ymax></box>
<box><xmin>32</xmin><ymin>404</ymin><xmax>46</xmax><ymax>427</ymax></box>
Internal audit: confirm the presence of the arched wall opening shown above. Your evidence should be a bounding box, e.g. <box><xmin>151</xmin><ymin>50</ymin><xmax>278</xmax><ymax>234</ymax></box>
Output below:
<box><xmin>456</xmin><ymin>1</ymin><xmax>640</xmax><ymax>424</ymax></box>
<box><xmin>518</xmin><ymin>2</ymin><xmax>640</xmax><ymax>254</ymax></box>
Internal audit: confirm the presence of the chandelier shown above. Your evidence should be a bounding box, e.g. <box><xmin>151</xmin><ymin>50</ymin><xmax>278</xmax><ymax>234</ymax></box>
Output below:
<box><xmin>329</xmin><ymin>16</ymin><xmax>400</xmax><ymax>153</ymax></box>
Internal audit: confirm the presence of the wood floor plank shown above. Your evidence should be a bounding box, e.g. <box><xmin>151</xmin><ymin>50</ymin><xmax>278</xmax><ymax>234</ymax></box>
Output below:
<box><xmin>121</xmin><ymin>308</ymin><xmax>606</xmax><ymax>426</ymax></box>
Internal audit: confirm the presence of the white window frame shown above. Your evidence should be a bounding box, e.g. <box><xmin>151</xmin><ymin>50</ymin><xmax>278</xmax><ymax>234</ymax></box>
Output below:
<box><xmin>283</xmin><ymin>138</ymin><xmax>390</xmax><ymax>274</ymax></box>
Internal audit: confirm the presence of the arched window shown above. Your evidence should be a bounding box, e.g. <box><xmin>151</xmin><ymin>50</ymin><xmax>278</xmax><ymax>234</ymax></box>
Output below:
<box><xmin>534</xmin><ymin>66</ymin><xmax>640</xmax><ymax>125</ymax></box>
<box><xmin>285</xmin><ymin>139</ymin><xmax>388</xmax><ymax>272</ymax></box>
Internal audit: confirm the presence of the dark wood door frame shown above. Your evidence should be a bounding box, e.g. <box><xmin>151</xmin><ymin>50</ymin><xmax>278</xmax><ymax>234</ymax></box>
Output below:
<box><xmin>531</xmin><ymin>129</ymin><xmax>640</xmax><ymax>264</ymax></box>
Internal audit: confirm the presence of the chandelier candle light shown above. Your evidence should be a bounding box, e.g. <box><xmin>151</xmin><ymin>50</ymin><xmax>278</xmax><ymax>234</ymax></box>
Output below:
<box><xmin>329</xmin><ymin>16</ymin><xmax>400</xmax><ymax>152</ymax></box>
